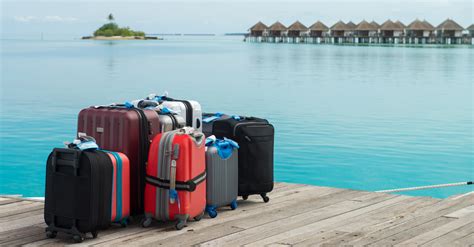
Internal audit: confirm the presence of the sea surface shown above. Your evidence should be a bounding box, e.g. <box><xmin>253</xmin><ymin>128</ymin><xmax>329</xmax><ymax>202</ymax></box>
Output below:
<box><xmin>1</xmin><ymin>36</ymin><xmax>473</xmax><ymax>198</ymax></box>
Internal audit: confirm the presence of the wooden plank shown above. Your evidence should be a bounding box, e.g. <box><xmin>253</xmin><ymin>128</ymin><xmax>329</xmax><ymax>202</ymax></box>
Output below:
<box><xmin>348</xmin><ymin>193</ymin><xmax>474</xmax><ymax>246</ymax></box>
<box><xmin>0</xmin><ymin>223</ymin><xmax>46</xmax><ymax>244</ymax></box>
<box><xmin>277</xmin><ymin>196</ymin><xmax>439</xmax><ymax>245</ymax></box>
<box><xmin>0</xmin><ymin>203</ymin><xmax>43</xmax><ymax>218</ymax></box>
<box><xmin>421</xmin><ymin>222</ymin><xmax>473</xmax><ymax>246</ymax></box>
<box><xmin>240</xmin><ymin>195</ymin><xmax>409</xmax><ymax>247</ymax></box>
<box><xmin>0</xmin><ymin>208</ymin><xmax>43</xmax><ymax>223</ymax></box>
<box><xmin>444</xmin><ymin>205</ymin><xmax>474</xmax><ymax>219</ymax></box>
<box><xmin>0</xmin><ymin>214</ymin><xmax>44</xmax><ymax>232</ymax></box>
<box><xmin>293</xmin><ymin>230</ymin><xmax>348</xmax><ymax>246</ymax></box>
<box><xmin>451</xmin><ymin>232</ymin><xmax>474</xmax><ymax>246</ymax></box>
<box><xmin>94</xmin><ymin>186</ymin><xmax>346</xmax><ymax>246</ymax></box>
<box><xmin>38</xmin><ymin>184</ymin><xmax>332</xmax><ymax>247</ymax></box>
<box><xmin>395</xmin><ymin>213</ymin><xmax>474</xmax><ymax>246</ymax></box>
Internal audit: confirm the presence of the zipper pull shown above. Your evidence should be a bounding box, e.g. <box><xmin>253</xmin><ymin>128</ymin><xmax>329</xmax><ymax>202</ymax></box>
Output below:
<box><xmin>245</xmin><ymin>136</ymin><xmax>252</xmax><ymax>142</ymax></box>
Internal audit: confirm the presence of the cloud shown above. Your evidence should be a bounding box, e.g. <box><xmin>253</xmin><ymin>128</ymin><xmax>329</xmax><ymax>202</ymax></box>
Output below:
<box><xmin>44</xmin><ymin>16</ymin><xmax>78</xmax><ymax>22</ymax></box>
<box><xmin>14</xmin><ymin>16</ymin><xmax>36</xmax><ymax>22</ymax></box>
<box><xmin>13</xmin><ymin>15</ymin><xmax>78</xmax><ymax>23</ymax></box>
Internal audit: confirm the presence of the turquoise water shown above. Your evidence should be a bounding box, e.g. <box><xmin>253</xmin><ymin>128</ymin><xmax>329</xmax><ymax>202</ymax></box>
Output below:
<box><xmin>1</xmin><ymin>36</ymin><xmax>473</xmax><ymax>198</ymax></box>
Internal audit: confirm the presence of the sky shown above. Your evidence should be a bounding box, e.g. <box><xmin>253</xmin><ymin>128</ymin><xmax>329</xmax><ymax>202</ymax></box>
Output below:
<box><xmin>1</xmin><ymin>0</ymin><xmax>473</xmax><ymax>37</ymax></box>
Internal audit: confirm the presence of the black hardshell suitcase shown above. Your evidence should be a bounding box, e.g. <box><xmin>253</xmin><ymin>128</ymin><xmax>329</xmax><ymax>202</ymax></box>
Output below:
<box><xmin>205</xmin><ymin>116</ymin><xmax>274</xmax><ymax>203</ymax></box>
<box><xmin>44</xmin><ymin>148</ymin><xmax>113</xmax><ymax>243</ymax></box>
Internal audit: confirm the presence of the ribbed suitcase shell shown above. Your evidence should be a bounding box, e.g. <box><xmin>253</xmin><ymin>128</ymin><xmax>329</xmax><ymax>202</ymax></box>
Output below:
<box><xmin>158</xmin><ymin>114</ymin><xmax>185</xmax><ymax>133</ymax></box>
<box><xmin>107</xmin><ymin>152</ymin><xmax>130</xmax><ymax>224</ymax></box>
<box><xmin>206</xmin><ymin>146</ymin><xmax>238</xmax><ymax>207</ymax></box>
<box><xmin>161</xmin><ymin>100</ymin><xmax>202</xmax><ymax>131</ymax></box>
<box><xmin>77</xmin><ymin>107</ymin><xmax>161</xmax><ymax>215</ymax></box>
<box><xmin>144</xmin><ymin>130</ymin><xmax>206</xmax><ymax>227</ymax></box>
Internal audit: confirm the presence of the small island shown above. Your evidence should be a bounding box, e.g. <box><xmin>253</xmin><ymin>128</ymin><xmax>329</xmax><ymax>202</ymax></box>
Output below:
<box><xmin>82</xmin><ymin>14</ymin><xmax>160</xmax><ymax>40</ymax></box>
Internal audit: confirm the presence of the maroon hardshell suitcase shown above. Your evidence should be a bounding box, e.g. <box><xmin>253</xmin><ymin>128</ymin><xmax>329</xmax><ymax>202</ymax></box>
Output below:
<box><xmin>77</xmin><ymin>106</ymin><xmax>161</xmax><ymax>215</ymax></box>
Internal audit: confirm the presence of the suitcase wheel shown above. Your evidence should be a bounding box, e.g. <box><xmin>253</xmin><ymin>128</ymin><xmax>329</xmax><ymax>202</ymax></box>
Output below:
<box><xmin>242</xmin><ymin>195</ymin><xmax>249</xmax><ymax>200</ymax></box>
<box><xmin>261</xmin><ymin>194</ymin><xmax>270</xmax><ymax>203</ymax></box>
<box><xmin>230</xmin><ymin>200</ymin><xmax>238</xmax><ymax>210</ymax></box>
<box><xmin>120</xmin><ymin>218</ymin><xmax>129</xmax><ymax>227</ymax></box>
<box><xmin>208</xmin><ymin>209</ymin><xmax>218</xmax><ymax>218</ymax></box>
<box><xmin>73</xmin><ymin>234</ymin><xmax>84</xmax><ymax>243</ymax></box>
<box><xmin>175</xmin><ymin>220</ymin><xmax>186</xmax><ymax>230</ymax></box>
<box><xmin>141</xmin><ymin>217</ymin><xmax>152</xmax><ymax>228</ymax></box>
<box><xmin>91</xmin><ymin>231</ymin><xmax>98</xmax><ymax>239</ymax></box>
<box><xmin>193</xmin><ymin>212</ymin><xmax>204</xmax><ymax>221</ymax></box>
<box><xmin>45</xmin><ymin>231</ymin><xmax>57</xmax><ymax>239</ymax></box>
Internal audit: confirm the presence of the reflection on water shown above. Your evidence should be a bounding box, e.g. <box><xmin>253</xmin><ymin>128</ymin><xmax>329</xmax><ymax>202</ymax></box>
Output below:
<box><xmin>0</xmin><ymin>36</ymin><xmax>473</xmax><ymax>198</ymax></box>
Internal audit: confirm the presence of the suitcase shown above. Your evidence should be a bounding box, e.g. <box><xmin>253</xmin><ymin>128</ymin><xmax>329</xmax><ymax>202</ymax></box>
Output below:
<box><xmin>205</xmin><ymin>136</ymin><xmax>239</xmax><ymax>218</ymax></box>
<box><xmin>44</xmin><ymin>148</ymin><xmax>130</xmax><ymax>243</ymax></box>
<box><xmin>158</xmin><ymin>112</ymin><xmax>186</xmax><ymax>133</ymax></box>
<box><xmin>149</xmin><ymin>95</ymin><xmax>203</xmax><ymax>132</ymax></box>
<box><xmin>142</xmin><ymin>127</ymin><xmax>206</xmax><ymax>230</ymax></box>
<box><xmin>203</xmin><ymin>115</ymin><xmax>274</xmax><ymax>203</ymax></box>
<box><xmin>77</xmin><ymin>106</ymin><xmax>161</xmax><ymax>215</ymax></box>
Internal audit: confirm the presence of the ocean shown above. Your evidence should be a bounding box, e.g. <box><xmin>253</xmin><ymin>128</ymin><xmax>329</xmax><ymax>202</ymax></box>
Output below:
<box><xmin>1</xmin><ymin>36</ymin><xmax>473</xmax><ymax>198</ymax></box>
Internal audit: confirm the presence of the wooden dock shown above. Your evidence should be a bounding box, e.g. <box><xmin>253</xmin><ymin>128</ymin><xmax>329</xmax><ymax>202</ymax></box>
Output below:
<box><xmin>0</xmin><ymin>182</ymin><xmax>472</xmax><ymax>246</ymax></box>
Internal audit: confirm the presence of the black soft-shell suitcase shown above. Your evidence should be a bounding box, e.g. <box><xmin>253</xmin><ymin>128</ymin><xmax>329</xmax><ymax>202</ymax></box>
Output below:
<box><xmin>204</xmin><ymin>116</ymin><xmax>274</xmax><ymax>202</ymax></box>
<box><xmin>44</xmin><ymin>148</ymin><xmax>113</xmax><ymax>243</ymax></box>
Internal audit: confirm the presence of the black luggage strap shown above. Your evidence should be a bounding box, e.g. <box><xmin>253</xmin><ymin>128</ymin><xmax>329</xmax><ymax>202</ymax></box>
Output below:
<box><xmin>145</xmin><ymin>171</ymin><xmax>206</xmax><ymax>192</ymax></box>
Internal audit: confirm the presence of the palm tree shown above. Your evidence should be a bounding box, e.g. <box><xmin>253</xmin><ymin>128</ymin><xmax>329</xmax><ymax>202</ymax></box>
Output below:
<box><xmin>108</xmin><ymin>14</ymin><xmax>114</xmax><ymax>22</ymax></box>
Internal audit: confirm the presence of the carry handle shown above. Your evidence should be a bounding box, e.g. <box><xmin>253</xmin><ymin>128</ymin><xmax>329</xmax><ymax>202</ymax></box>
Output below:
<box><xmin>52</xmin><ymin>149</ymin><xmax>80</xmax><ymax>176</ymax></box>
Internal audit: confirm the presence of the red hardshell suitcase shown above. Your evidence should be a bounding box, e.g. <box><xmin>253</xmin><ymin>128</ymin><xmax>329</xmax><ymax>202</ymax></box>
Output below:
<box><xmin>77</xmin><ymin>106</ymin><xmax>161</xmax><ymax>215</ymax></box>
<box><xmin>143</xmin><ymin>128</ymin><xmax>206</xmax><ymax>230</ymax></box>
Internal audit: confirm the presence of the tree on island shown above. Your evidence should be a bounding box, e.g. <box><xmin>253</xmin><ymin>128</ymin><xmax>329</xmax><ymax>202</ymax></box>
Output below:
<box><xmin>93</xmin><ymin>14</ymin><xmax>145</xmax><ymax>37</ymax></box>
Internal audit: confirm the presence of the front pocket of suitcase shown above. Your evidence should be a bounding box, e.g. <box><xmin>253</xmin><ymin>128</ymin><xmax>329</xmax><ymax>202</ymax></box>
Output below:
<box><xmin>245</xmin><ymin>136</ymin><xmax>274</xmax><ymax>188</ymax></box>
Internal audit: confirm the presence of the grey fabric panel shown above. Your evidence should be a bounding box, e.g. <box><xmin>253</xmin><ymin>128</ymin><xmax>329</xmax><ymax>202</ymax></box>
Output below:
<box><xmin>205</xmin><ymin>147</ymin><xmax>238</xmax><ymax>207</ymax></box>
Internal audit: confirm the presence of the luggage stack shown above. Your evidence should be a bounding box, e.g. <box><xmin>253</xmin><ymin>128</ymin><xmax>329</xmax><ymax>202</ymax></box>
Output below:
<box><xmin>43</xmin><ymin>94</ymin><xmax>275</xmax><ymax>242</ymax></box>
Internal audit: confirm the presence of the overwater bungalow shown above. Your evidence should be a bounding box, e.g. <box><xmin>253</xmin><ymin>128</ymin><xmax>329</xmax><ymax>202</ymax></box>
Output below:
<box><xmin>267</xmin><ymin>21</ymin><xmax>287</xmax><ymax>43</ymax></box>
<box><xmin>379</xmin><ymin>19</ymin><xmax>405</xmax><ymax>44</ymax></box>
<box><xmin>355</xmin><ymin>20</ymin><xmax>378</xmax><ymax>43</ymax></box>
<box><xmin>286</xmin><ymin>21</ymin><xmax>308</xmax><ymax>43</ymax></box>
<box><xmin>330</xmin><ymin>21</ymin><xmax>349</xmax><ymax>43</ymax></box>
<box><xmin>308</xmin><ymin>21</ymin><xmax>329</xmax><ymax>43</ymax></box>
<box><xmin>370</xmin><ymin>21</ymin><xmax>380</xmax><ymax>30</ymax></box>
<box><xmin>406</xmin><ymin>19</ymin><xmax>434</xmax><ymax>44</ymax></box>
<box><xmin>248</xmin><ymin>21</ymin><xmax>268</xmax><ymax>42</ymax></box>
<box><xmin>435</xmin><ymin>19</ymin><xmax>464</xmax><ymax>44</ymax></box>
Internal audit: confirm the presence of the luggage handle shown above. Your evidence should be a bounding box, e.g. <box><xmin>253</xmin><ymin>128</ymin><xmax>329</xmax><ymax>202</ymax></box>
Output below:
<box><xmin>52</xmin><ymin>149</ymin><xmax>80</xmax><ymax>176</ymax></box>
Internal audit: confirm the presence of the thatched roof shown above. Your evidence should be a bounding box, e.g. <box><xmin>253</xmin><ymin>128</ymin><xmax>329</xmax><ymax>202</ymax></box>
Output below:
<box><xmin>468</xmin><ymin>24</ymin><xmax>474</xmax><ymax>31</ymax></box>
<box><xmin>436</xmin><ymin>19</ymin><xmax>464</xmax><ymax>31</ymax></box>
<box><xmin>288</xmin><ymin>21</ymin><xmax>308</xmax><ymax>31</ymax></box>
<box><xmin>407</xmin><ymin>19</ymin><xmax>434</xmax><ymax>31</ymax></box>
<box><xmin>309</xmin><ymin>21</ymin><xmax>329</xmax><ymax>31</ymax></box>
<box><xmin>346</xmin><ymin>21</ymin><xmax>357</xmax><ymax>30</ymax></box>
<box><xmin>370</xmin><ymin>21</ymin><xmax>380</xmax><ymax>29</ymax></box>
<box><xmin>395</xmin><ymin>20</ymin><xmax>406</xmax><ymax>28</ymax></box>
<box><xmin>356</xmin><ymin>20</ymin><xmax>377</xmax><ymax>31</ymax></box>
<box><xmin>380</xmin><ymin>19</ymin><xmax>404</xmax><ymax>31</ymax></box>
<box><xmin>249</xmin><ymin>21</ymin><xmax>268</xmax><ymax>31</ymax></box>
<box><xmin>331</xmin><ymin>21</ymin><xmax>348</xmax><ymax>31</ymax></box>
<box><xmin>268</xmin><ymin>21</ymin><xmax>287</xmax><ymax>31</ymax></box>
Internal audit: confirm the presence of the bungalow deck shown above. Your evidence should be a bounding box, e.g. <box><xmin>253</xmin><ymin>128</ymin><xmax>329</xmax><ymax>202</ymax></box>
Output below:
<box><xmin>0</xmin><ymin>182</ymin><xmax>472</xmax><ymax>246</ymax></box>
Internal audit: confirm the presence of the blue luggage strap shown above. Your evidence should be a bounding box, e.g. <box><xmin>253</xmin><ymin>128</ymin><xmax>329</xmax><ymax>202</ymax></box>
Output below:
<box><xmin>206</xmin><ymin>136</ymin><xmax>239</xmax><ymax>159</ymax></box>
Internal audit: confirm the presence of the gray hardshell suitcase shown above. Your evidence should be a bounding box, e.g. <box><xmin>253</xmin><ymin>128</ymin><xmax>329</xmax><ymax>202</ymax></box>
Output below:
<box><xmin>159</xmin><ymin>113</ymin><xmax>185</xmax><ymax>133</ymax></box>
<box><xmin>205</xmin><ymin>136</ymin><xmax>239</xmax><ymax>218</ymax></box>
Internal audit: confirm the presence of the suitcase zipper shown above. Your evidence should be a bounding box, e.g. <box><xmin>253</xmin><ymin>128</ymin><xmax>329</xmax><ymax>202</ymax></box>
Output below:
<box><xmin>232</xmin><ymin>122</ymin><xmax>269</xmax><ymax>136</ymax></box>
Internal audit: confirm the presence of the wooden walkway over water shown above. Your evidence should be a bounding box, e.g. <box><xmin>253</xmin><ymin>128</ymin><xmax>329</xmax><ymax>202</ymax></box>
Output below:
<box><xmin>0</xmin><ymin>182</ymin><xmax>473</xmax><ymax>246</ymax></box>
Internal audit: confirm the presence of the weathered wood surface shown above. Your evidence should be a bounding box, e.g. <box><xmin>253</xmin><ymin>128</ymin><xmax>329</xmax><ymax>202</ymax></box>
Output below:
<box><xmin>0</xmin><ymin>182</ymin><xmax>472</xmax><ymax>246</ymax></box>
